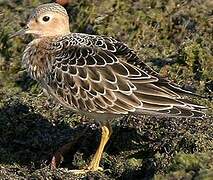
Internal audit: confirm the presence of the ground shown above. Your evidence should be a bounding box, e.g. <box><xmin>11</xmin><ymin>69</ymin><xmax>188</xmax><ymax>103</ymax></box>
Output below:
<box><xmin>0</xmin><ymin>0</ymin><xmax>212</xmax><ymax>179</ymax></box>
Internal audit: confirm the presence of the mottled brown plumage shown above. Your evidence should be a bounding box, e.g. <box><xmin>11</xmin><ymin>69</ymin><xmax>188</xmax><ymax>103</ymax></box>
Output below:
<box><xmin>23</xmin><ymin>32</ymin><xmax>205</xmax><ymax>118</ymax></box>
<box><xmin>15</xmin><ymin>3</ymin><xmax>206</xmax><ymax>173</ymax></box>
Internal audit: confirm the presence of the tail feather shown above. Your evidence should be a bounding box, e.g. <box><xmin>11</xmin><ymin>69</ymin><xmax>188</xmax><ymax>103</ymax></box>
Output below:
<box><xmin>179</xmin><ymin>99</ymin><xmax>207</xmax><ymax>110</ymax></box>
<box><xmin>133</xmin><ymin>84</ymin><xmax>207</xmax><ymax>118</ymax></box>
<box><xmin>159</xmin><ymin>107</ymin><xmax>206</xmax><ymax>118</ymax></box>
<box><xmin>159</xmin><ymin>82</ymin><xmax>207</xmax><ymax>98</ymax></box>
<box><xmin>136</xmin><ymin>106</ymin><xmax>206</xmax><ymax>118</ymax></box>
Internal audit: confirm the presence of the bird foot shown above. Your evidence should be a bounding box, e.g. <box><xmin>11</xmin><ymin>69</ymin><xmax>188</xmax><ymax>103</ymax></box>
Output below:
<box><xmin>87</xmin><ymin>165</ymin><xmax>103</xmax><ymax>172</ymax></box>
<box><xmin>68</xmin><ymin>166</ymin><xmax>103</xmax><ymax>174</ymax></box>
<box><xmin>68</xmin><ymin>169</ymin><xmax>89</xmax><ymax>174</ymax></box>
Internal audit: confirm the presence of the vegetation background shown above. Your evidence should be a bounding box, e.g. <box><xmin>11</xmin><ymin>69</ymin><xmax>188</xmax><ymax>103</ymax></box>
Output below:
<box><xmin>0</xmin><ymin>0</ymin><xmax>212</xmax><ymax>179</ymax></box>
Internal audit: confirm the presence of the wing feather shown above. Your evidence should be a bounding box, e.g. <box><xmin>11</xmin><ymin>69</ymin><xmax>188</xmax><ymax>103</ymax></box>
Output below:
<box><xmin>42</xmin><ymin>34</ymin><xmax>205</xmax><ymax>118</ymax></box>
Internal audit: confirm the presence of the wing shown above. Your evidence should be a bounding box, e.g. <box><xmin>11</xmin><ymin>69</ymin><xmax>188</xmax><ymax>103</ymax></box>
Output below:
<box><xmin>44</xmin><ymin>34</ymin><xmax>206</xmax><ymax>118</ymax></box>
<box><xmin>53</xmin><ymin>33</ymin><xmax>161</xmax><ymax>78</ymax></box>
<box><xmin>62</xmin><ymin>33</ymin><xmax>203</xmax><ymax>97</ymax></box>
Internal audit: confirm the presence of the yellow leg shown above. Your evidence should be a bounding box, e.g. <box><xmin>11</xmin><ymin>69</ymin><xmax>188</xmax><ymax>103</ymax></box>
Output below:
<box><xmin>87</xmin><ymin>123</ymin><xmax>112</xmax><ymax>171</ymax></box>
<box><xmin>69</xmin><ymin>122</ymin><xmax>112</xmax><ymax>174</ymax></box>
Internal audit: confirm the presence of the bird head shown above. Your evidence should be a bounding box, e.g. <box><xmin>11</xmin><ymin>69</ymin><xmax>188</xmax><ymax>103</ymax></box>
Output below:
<box><xmin>12</xmin><ymin>3</ymin><xmax>70</xmax><ymax>38</ymax></box>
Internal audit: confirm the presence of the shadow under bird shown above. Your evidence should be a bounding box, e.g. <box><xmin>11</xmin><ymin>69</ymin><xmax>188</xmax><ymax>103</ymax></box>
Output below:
<box><xmin>12</xmin><ymin>3</ymin><xmax>206</xmax><ymax>173</ymax></box>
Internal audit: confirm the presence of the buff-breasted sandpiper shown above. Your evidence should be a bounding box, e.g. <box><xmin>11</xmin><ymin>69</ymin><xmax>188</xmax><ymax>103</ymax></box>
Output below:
<box><xmin>12</xmin><ymin>3</ymin><xmax>206</xmax><ymax>173</ymax></box>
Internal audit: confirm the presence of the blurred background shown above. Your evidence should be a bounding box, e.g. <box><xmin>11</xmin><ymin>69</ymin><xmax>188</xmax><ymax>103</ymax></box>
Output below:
<box><xmin>0</xmin><ymin>0</ymin><xmax>212</xmax><ymax>179</ymax></box>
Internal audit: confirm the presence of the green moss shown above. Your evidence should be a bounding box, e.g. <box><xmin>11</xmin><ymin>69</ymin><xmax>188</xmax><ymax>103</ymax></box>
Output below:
<box><xmin>0</xmin><ymin>0</ymin><xmax>212</xmax><ymax>179</ymax></box>
<box><xmin>155</xmin><ymin>152</ymin><xmax>213</xmax><ymax>180</ymax></box>
<box><xmin>126</xmin><ymin>158</ymin><xmax>143</xmax><ymax>170</ymax></box>
<box><xmin>171</xmin><ymin>153</ymin><xmax>201</xmax><ymax>171</ymax></box>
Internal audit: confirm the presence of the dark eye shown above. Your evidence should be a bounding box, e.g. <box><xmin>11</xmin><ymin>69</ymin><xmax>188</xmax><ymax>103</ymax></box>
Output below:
<box><xmin>42</xmin><ymin>16</ymin><xmax>50</xmax><ymax>22</ymax></box>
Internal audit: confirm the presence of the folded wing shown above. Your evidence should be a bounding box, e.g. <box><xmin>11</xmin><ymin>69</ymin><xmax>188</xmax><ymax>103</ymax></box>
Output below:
<box><xmin>44</xmin><ymin>35</ymin><xmax>206</xmax><ymax>118</ymax></box>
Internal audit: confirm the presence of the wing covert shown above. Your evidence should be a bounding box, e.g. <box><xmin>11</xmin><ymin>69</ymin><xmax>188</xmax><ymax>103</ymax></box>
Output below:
<box><xmin>46</xmin><ymin>43</ymin><xmax>158</xmax><ymax>114</ymax></box>
<box><xmin>42</xmin><ymin>34</ymin><xmax>205</xmax><ymax>118</ymax></box>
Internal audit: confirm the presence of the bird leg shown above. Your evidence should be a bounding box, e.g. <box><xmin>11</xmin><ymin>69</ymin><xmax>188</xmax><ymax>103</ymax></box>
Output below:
<box><xmin>87</xmin><ymin>122</ymin><xmax>112</xmax><ymax>171</ymax></box>
<box><xmin>51</xmin><ymin>126</ymin><xmax>89</xmax><ymax>170</ymax></box>
<box><xmin>69</xmin><ymin>122</ymin><xmax>112</xmax><ymax>173</ymax></box>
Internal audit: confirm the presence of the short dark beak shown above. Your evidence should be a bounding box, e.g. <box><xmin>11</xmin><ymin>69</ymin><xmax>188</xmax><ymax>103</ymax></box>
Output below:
<box><xmin>9</xmin><ymin>26</ymin><xmax>28</xmax><ymax>39</ymax></box>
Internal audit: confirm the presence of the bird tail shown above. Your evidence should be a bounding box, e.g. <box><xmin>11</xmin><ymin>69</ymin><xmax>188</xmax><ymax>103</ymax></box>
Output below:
<box><xmin>136</xmin><ymin>104</ymin><xmax>206</xmax><ymax>118</ymax></box>
<box><xmin>134</xmin><ymin>81</ymin><xmax>207</xmax><ymax>118</ymax></box>
<box><xmin>154</xmin><ymin>106</ymin><xmax>206</xmax><ymax>118</ymax></box>
<box><xmin>158</xmin><ymin>81</ymin><xmax>207</xmax><ymax>99</ymax></box>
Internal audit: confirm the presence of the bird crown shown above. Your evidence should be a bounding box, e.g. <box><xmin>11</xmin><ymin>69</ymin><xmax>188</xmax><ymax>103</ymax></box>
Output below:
<box><xmin>30</xmin><ymin>3</ymin><xmax>68</xmax><ymax>19</ymax></box>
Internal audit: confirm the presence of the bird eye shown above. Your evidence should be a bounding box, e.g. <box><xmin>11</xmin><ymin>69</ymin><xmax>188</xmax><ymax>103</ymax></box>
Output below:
<box><xmin>42</xmin><ymin>16</ymin><xmax>50</xmax><ymax>22</ymax></box>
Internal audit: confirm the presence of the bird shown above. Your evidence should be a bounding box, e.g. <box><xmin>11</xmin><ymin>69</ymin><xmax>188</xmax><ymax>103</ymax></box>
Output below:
<box><xmin>12</xmin><ymin>3</ymin><xmax>206</xmax><ymax>173</ymax></box>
